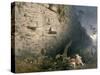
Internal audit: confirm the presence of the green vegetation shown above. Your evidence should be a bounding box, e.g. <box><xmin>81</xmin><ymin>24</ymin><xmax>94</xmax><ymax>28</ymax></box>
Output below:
<box><xmin>15</xmin><ymin>54</ymin><xmax>83</xmax><ymax>73</ymax></box>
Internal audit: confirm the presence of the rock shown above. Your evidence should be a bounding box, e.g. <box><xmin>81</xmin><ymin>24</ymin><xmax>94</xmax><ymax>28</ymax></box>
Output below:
<box><xmin>42</xmin><ymin>4</ymin><xmax>49</xmax><ymax>8</ymax></box>
<box><xmin>12</xmin><ymin>2</ymin><xmax>72</xmax><ymax>57</ymax></box>
<box><xmin>49</xmin><ymin>4</ymin><xmax>58</xmax><ymax>12</ymax></box>
<box><xmin>11</xmin><ymin>2</ymin><xmax>93</xmax><ymax>60</ymax></box>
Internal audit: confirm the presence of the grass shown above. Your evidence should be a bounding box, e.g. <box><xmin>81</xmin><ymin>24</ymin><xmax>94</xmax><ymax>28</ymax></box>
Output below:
<box><xmin>15</xmin><ymin>54</ymin><xmax>97</xmax><ymax>73</ymax></box>
<box><xmin>15</xmin><ymin>55</ymin><xmax>71</xmax><ymax>73</ymax></box>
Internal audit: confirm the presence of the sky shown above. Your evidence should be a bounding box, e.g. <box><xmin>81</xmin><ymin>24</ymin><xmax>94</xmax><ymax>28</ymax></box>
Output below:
<box><xmin>74</xmin><ymin>6</ymin><xmax>97</xmax><ymax>45</ymax></box>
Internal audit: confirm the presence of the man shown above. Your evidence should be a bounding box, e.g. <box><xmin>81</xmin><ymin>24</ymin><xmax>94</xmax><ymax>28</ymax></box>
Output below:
<box><xmin>75</xmin><ymin>54</ymin><xmax>84</xmax><ymax>66</ymax></box>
